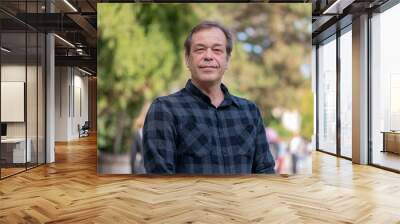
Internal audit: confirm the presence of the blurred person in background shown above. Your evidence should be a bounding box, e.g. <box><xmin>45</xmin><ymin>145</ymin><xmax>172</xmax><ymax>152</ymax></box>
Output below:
<box><xmin>265</xmin><ymin>128</ymin><xmax>289</xmax><ymax>174</ymax></box>
<box><xmin>131</xmin><ymin>106</ymin><xmax>148</xmax><ymax>174</ymax></box>
<box><xmin>289</xmin><ymin>132</ymin><xmax>301</xmax><ymax>174</ymax></box>
<box><xmin>265</xmin><ymin>127</ymin><xmax>279</xmax><ymax>159</ymax></box>
<box><xmin>288</xmin><ymin>132</ymin><xmax>310</xmax><ymax>174</ymax></box>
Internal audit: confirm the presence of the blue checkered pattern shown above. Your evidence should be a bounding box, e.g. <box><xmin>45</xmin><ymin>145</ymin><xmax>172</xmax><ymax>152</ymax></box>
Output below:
<box><xmin>143</xmin><ymin>79</ymin><xmax>275</xmax><ymax>174</ymax></box>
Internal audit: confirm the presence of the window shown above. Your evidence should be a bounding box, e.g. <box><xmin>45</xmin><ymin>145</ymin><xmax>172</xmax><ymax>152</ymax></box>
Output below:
<box><xmin>339</xmin><ymin>27</ymin><xmax>352</xmax><ymax>158</ymax></box>
<box><xmin>317</xmin><ymin>35</ymin><xmax>337</xmax><ymax>154</ymax></box>
<box><xmin>371</xmin><ymin>3</ymin><xmax>400</xmax><ymax>171</ymax></box>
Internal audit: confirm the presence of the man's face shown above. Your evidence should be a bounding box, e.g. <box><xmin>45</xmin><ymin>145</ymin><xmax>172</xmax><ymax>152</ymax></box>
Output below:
<box><xmin>185</xmin><ymin>27</ymin><xmax>230</xmax><ymax>85</ymax></box>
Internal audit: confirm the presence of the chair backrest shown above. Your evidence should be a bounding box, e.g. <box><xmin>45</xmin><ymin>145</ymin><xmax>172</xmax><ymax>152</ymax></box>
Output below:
<box><xmin>82</xmin><ymin>121</ymin><xmax>90</xmax><ymax>129</ymax></box>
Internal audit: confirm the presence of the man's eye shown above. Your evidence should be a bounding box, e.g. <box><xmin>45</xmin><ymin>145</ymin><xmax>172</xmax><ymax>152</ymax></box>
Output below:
<box><xmin>195</xmin><ymin>48</ymin><xmax>205</xmax><ymax>52</ymax></box>
<box><xmin>213</xmin><ymin>49</ymin><xmax>223</xmax><ymax>53</ymax></box>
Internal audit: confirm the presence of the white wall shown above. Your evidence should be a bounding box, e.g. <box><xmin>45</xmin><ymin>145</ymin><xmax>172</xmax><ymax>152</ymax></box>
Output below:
<box><xmin>1</xmin><ymin>65</ymin><xmax>25</xmax><ymax>81</ymax></box>
<box><xmin>55</xmin><ymin>67</ymin><xmax>89</xmax><ymax>141</ymax></box>
<box><xmin>55</xmin><ymin>67</ymin><xmax>69</xmax><ymax>141</ymax></box>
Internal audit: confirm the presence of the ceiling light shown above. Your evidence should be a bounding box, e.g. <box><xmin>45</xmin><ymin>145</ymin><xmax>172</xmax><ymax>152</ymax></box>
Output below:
<box><xmin>78</xmin><ymin>67</ymin><xmax>93</xmax><ymax>76</ymax></box>
<box><xmin>63</xmin><ymin>0</ymin><xmax>78</xmax><ymax>12</ymax></box>
<box><xmin>322</xmin><ymin>0</ymin><xmax>355</xmax><ymax>15</ymax></box>
<box><xmin>1</xmin><ymin>47</ymin><xmax>11</xmax><ymax>53</ymax></box>
<box><xmin>76</xmin><ymin>48</ymin><xmax>86</xmax><ymax>55</ymax></box>
<box><xmin>54</xmin><ymin>34</ymin><xmax>75</xmax><ymax>48</ymax></box>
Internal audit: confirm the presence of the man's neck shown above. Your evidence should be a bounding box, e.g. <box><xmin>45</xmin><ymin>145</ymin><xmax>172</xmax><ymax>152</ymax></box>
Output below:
<box><xmin>191</xmin><ymin>79</ymin><xmax>224</xmax><ymax>107</ymax></box>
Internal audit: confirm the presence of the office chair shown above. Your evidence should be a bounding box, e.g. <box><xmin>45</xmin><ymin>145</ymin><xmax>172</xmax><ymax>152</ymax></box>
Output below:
<box><xmin>79</xmin><ymin>121</ymin><xmax>90</xmax><ymax>138</ymax></box>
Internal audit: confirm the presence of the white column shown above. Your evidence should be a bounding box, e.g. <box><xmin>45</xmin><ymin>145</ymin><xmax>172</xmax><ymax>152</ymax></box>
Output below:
<box><xmin>352</xmin><ymin>14</ymin><xmax>369</xmax><ymax>164</ymax></box>
<box><xmin>45</xmin><ymin>0</ymin><xmax>55</xmax><ymax>163</ymax></box>
<box><xmin>46</xmin><ymin>33</ymin><xmax>55</xmax><ymax>163</ymax></box>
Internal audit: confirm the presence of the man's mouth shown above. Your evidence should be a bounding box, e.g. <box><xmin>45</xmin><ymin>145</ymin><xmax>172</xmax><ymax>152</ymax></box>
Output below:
<box><xmin>199</xmin><ymin>66</ymin><xmax>218</xmax><ymax>69</ymax></box>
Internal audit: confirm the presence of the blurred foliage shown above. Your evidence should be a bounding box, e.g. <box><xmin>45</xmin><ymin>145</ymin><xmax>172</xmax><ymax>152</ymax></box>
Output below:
<box><xmin>98</xmin><ymin>3</ymin><xmax>313</xmax><ymax>153</ymax></box>
<box><xmin>98</xmin><ymin>4</ymin><xmax>197</xmax><ymax>153</ymax></box>
<box><xmin>299</xmin><ymin>89</ymin><xmax>314</xmax><ymax>141</ymax></box>
<box><xmin>222</xmin><ymin>4</ymin><xmax>312</xmax><ymax>119</ymax></box>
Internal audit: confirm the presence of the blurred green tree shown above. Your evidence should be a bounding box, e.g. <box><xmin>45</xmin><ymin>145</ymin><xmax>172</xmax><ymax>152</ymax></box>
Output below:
<box><xmin>98</xmin><ymin>4</ymin><xmax>196</xmax><ymax>153</ymax></box>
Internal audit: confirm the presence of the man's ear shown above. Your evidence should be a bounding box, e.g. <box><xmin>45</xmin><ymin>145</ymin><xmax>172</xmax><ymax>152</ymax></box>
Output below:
<box><xmin>225</xmin><ymin>56</ymin><xmax>231</xmax><ymax>70</ymax></box>
<box><xmin>184</xmin><ymin>54</ymin><xmax>190</xmax><ymax>68</ymax></box>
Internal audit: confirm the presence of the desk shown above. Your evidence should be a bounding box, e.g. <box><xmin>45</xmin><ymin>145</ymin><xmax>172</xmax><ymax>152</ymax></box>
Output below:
<box><xmin>1</xmin><ymin>138</ymin><xmax>31</xmax><ymax>163</ymax></box>
<box><xmin>381</xmin><ymin>131</ymin><xmax>400</xmax><ymax>154</ymax></box>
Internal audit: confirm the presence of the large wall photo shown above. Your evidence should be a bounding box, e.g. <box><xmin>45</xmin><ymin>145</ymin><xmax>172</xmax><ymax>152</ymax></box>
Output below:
<box><xmin>97</xmin><ymin>3</ymin><xmax>312</xmax><ymax>174</ymax></box>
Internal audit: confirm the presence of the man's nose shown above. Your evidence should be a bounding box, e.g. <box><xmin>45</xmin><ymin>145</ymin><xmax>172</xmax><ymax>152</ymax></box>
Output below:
<box><xmin>204</xmin><ymin>48</ymin><xmax>213</xmax><ymax>60</ymax></box>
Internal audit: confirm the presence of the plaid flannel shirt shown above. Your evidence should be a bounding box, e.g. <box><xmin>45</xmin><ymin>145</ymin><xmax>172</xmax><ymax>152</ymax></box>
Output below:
<box><xmin>143</xmin><ymin>79</ymin><xmax>275</xmax><ymax>174</ymax></box>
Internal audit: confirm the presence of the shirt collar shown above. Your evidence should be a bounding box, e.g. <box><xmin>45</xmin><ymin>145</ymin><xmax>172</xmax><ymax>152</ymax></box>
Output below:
<box><xmin>184</xmin><ymin>79</ymin><xmax>239</xmax><ymax>108</ymax></box>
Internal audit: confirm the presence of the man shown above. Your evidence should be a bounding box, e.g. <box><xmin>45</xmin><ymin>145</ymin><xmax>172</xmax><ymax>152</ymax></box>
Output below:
<box><xmin>143</xmin><ymin>21</ymin><xmax>275</xmax><ymax>174</ymax></box>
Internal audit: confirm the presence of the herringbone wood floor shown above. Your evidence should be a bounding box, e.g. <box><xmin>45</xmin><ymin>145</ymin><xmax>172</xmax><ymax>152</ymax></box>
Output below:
<box><xmin>1</xmin><ymin>135</ymin><xmax>400</xmax><ymax>223</ymax></box>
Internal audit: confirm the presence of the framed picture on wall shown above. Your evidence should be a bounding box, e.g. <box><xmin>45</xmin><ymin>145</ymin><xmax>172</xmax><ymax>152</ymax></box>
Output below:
<box><xmin>1</xmin><ymin>81</ymin><xmax>25</xmax><ymax>122</ymax></box>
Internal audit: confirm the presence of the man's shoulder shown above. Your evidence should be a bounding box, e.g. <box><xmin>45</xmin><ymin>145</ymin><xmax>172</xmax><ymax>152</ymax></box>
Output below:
<box><xmin>151</xmin><ymin>89</ymin><xmax>186</xmax><ymax>108</ymax></box>
<box><xmin>230</xmin><ymin>95</ymin><xmax>259</xmax><ymax>112</ymax></box>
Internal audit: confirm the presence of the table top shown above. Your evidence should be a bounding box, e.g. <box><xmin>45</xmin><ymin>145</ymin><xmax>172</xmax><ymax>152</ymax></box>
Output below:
<box><xmin>1</xmin><ymin>138</ymin><xmax>29</xmax><ymax>143</ymax></box>
<box><xmin>380</xmin><ymin>131</ymin><xmax>400</xmax><ymax>134</ymax></box>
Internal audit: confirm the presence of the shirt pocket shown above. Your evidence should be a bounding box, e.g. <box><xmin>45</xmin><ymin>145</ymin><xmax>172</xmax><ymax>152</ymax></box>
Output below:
<box><xmin>231</xmin><ymin>124</ymin><xmax>256</xmax><ymax>156</ymax></box>
<box><xmin>178</xmin><ymin>122</ymin><xmax>211</xmax><ymax>158</ymax></box>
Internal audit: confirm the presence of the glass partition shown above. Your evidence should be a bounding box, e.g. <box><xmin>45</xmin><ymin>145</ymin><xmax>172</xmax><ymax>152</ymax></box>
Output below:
<box><xmin>1</xmin><ymin>30</ymin><xmax>28</xmax><ymax>177</ymax></box>
<box><xmin>0</xmin><ymin>2</ymin><xmax>46</xmax><ymax>179</ymax></box>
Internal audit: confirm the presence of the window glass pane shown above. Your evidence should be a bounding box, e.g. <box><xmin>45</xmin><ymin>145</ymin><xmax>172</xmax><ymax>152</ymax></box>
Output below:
<box><xmin>340</xmin><ymin>28</ymin><xmax>352</xmax><ymax>158</ymax></box>
<box><xmin>318</xmin><ymin>36</ymin><xmax>337</xmax><ymax>154</ymax></box>
<box><xmin>371</xmin><ymin>3</ymin><xmax>400</xmax><ymax>171</ymax></box>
